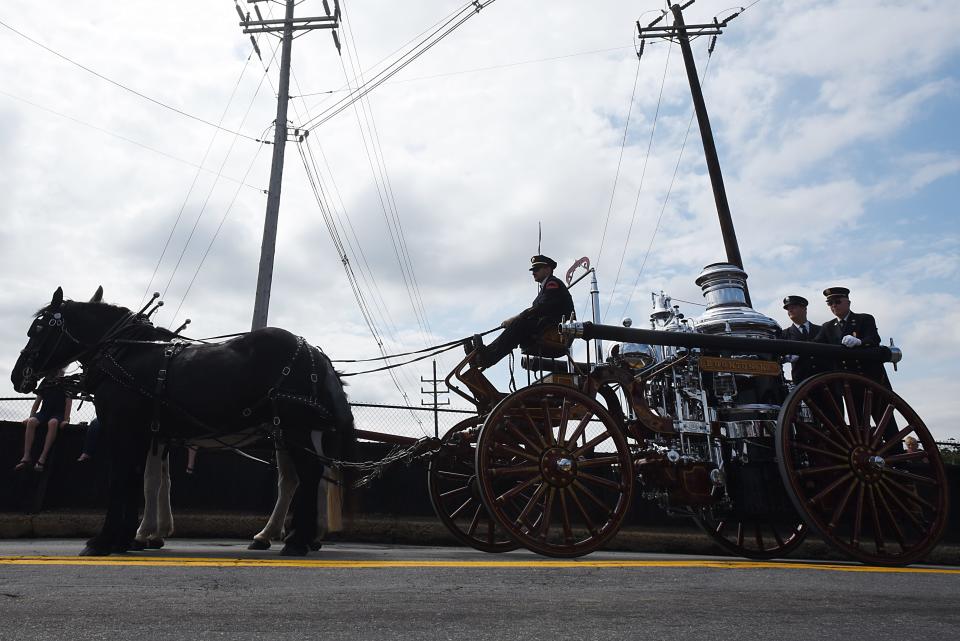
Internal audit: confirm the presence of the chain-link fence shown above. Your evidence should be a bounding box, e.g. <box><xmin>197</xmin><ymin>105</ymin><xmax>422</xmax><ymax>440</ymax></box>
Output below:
<box><xmin>0</xmin><ymin>397</ymin><xmax>472</xmax><ymax>439</ymax></box>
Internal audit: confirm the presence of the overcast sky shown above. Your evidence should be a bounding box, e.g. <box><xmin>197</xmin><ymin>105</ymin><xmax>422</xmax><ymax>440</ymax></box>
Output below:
<box><xmin>0</xmin><ymin>0</ymin><xmax>957</xmax><ymax>439</ymax></box>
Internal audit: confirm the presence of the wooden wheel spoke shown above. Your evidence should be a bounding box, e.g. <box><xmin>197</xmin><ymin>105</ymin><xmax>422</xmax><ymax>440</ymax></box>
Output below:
<box><xmin>516</xmin><ymin>483</ymin><xmax>547</xmax><ymax>530</ymax></box>
<box><xmin>875</xmin><ymin>488</ymin><xmax>907</xmax><ymax>550</ymax></box>
<box><xmin>491</xmin><ymin>443</ymin><xmax>539</xmax><ymax>463</ymax></box>
<box><xmin>852</xmin><ymin>484</ymin><xmax>865</xmax><ymax>547</ymax></box>
<box><xmin>772</xmin><ymin>527</ymin><xmax>785</xmax><ymax>548</ymax></box>
<box><xmin>488</xmin><ymin>464</ymin><xmax>541</xmax><ymax>478</ymax></box>
<box><xmin>736</xmin><ymin>522</ymin><xmax>744</xmax><ymax>547</ymax></box>
<box><xmin>867</xmin><ymin>486</ymin><xmax>886</xmax><ymax>553</ymax></box>
<box><xmin>877</xmin><ymin>482</ymin><xmax>925</xmax><ymax>529</ymax></box>
<box><xmin>436</xmin><ymin>470</ymin><xmax>471</xmax><ymax>480</ymax></box>
<box><xmin>842</xmin><ymin>382</ymin><xmax>862</xmax><ymax>442</ymax></box>
<box><xmin>821</xmin><ymin>388</ymin><xmax>857</xmax><ymax>444</ymax></box>
<box><xmin>496</xmin><ymin>474</ymin><xmax>541</xmax><ymax>502</ymax></box>
<box><xmin>559</xmin><ymin>489</ymin><xmax>573</xmax><ymax>543</ymax></box>
<box><xmin>572</xmin><ymin>479</ymin><xmax>611</xmax><ymax>512</ymax></box>
<box><xmin>505</xmin><ymin>419</ymin><xmax>542</xmax><ymax>453</ymax></box>
<box><xmin>795</xmin><ymin>442</ymin><xmax>849</xmax><ymax>464</ymax></box>
<box><xmin>868</xmin><ymin>404</ymin><xmax>896</xmax><ymax>450</ymax></box>
<box><xmin>795</xmin><ymin>421</ymin><xmax>848</xmax><ymax>454</ymax></box>
<box><xmin>564</xmin><ymin>412</ymin><xmax>594</xmax><ymax>448</ymax></box>
<box><xmin>572</xmin><ymin>431</ymin><xmax>612</xmax><ymax>457</ymax></box>
<box><xmin>439</xmin><ymin>484</ymin><xmax>471</xmax><ymax>499</ymax></box>
<box><xmin>578</xmin><ymin>455</ymin><xmax>622</xmax><ymax>468</ymax></box>
<box><xmin>860</xmin><ymin>388</ymin><xmax>874</xmax><ymax>445</ymax></box>
<box><xmin>567</xmin><ymin>485</ymin><xmax>597</xmax><ymax>535</ymax></box>
<box><xmin>754</xmin><ymin>524</ymin><xmax>763</xmax><ymax>550</ymax></box>
<box><xmin>521</xmin><ymin>408</ymin><xmax>549</xmax><ymax>449</ymax></box>
<box><xmin>540</xmin><ymin>398</ymin><xmax>557</xmax><ymax>446</ymax></box>
<box><xmin>539</xmin><ymin>488</ymin><xmax>556</xmax><ymax>541</ymax></box>
<box><xmin>556</xmin><ymin>400</ymin><xmax>571</xmax><ymax>446</ymax></box>
<box><xmin>805</xmin><ymin>396</ymin><xmax>853</xmax><ymax>448</ymax></box>
<box><xmin>876</xmin><ymin>425</ymin><xmax>916</xmax><ymax>456</ymax></box>
<box><xmin>449</xmin><ymin>497</ymin><xmax>473</xmax><ymax>519</ymax></box>
<box><xmin>577</xmin><ymin>471</ymin><xmax>623</xmax><ymax>491</ymax></box>
<box><xmin>828</xmin><ymin>477</ymin><xmax>860</xmax><ymax>529</ymax></box>
<box><xmin>797</xmin><ymin>464</ymin><xmax>849</xmax><ymax>478</ymax></box>
<box><xmin>882</xmin><ymin>478</ymin><xmax>937</xmax><ymax>511</ymax></box>
<box><xmin>884</xmin><ymin>466</ymin><xmax>937</xmax><ymax>486</ymax></box>
<box><xmin>884</xmin><ymin>451</ymin><xmax>929</xmax><ymax>464</ymax></box>
<box><xmin>467</xmin><ymin>504</ymin><xmax>483</xmax><ymax>537</ymax></box>
<box><xmin>809</xmin><ymin>472</ymin><xmax>855</xmax><ymax>505</ymax></box>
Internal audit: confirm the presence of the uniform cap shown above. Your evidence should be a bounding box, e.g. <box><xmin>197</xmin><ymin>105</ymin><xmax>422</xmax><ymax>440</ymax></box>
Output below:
<box><xmin>782</xmin><ymin>295</ymin><xmax>809</xmax><ymax>309</ymax></box>
<box><xmin>529</xmin><ymin>255</ymin><xmax>557</xmax><ymax>271</ymax></box>
<box><xmin>823</xmin><ymin>286</ymin><xmax>850</xmax><ymax>301</ymax></box>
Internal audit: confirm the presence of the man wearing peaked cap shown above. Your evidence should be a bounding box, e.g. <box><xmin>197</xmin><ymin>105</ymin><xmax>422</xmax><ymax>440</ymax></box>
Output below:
<box><xmin>813</xmin><ymin>286</ymin><xmax>888</xmax><ymax>385</ymax></box>
<box><xmin>469</xmin><ymin>254</ymin><xmax>574</xmax><ymax>368</ymax></box>
<box><xmin>780</xmin><ymin>295</ymin><xmax>821</xmax><ymax>383</ymax></box>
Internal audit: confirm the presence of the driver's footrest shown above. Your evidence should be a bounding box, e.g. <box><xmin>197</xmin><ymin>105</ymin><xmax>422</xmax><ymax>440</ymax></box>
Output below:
<box><xmin>459</xmin><ymin>367</ymin><xmax>505</xmax><ymax>408</ymax></box>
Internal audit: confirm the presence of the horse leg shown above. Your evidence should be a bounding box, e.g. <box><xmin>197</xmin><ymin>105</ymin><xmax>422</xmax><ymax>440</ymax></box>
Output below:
<box><xmin>280</xmin><ymin>430</ymin><xmax>321</xmax><ymax>556</ymax></box>
<box><xmin>82</xmin><ymin>435</ymin><xmax>148</xmax><ymax>556</ymax></box>
<box><xmin>132</xmin><ymin>448</ymin><xmax>163</xmax><ymax>550</ymax></box>
<box><xmin>152</xmin><ymin>452</ymin><xmax>173</xmax><ymax>547</ymax></box>
<box><xmin>249</xmin><ymin>447</ymin><xmax>299</xmax><ymax>550</ymax></box>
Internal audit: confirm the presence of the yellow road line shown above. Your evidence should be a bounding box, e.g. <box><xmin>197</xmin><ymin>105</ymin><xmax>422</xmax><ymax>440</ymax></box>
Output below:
<box><xmin>0</xmin><ymin>556</ymin><xmax>958</xmax><ymax>574</ymax></box>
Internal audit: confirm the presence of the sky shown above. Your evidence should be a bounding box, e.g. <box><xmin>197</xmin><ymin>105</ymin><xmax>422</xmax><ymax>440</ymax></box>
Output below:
<box><xmin>0</xmin><ymin>0</ymin><xmax>957</xmax><ymax>439</ymax></box>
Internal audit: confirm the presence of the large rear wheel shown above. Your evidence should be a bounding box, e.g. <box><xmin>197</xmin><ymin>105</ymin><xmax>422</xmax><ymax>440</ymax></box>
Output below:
<box><xmin>776</xmin><ymin>372</ymin><xmax>949</xmax><ymax>566</ymax></box>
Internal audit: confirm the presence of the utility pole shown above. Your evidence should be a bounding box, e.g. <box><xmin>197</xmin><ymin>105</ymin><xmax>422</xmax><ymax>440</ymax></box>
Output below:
<box><xmin>637</xmin><ymin>2</ymin><xmax>750</xmax><ymax>305</ymax></box>
<box><xmin>420</xmin><ymin>360</ymin><xmax>449</xmax><ymax>438</ymax></box>
<box><xmin>241</xmin><ymin>0</ymin><xmax>341</xmax><ymax>330</ymax></box>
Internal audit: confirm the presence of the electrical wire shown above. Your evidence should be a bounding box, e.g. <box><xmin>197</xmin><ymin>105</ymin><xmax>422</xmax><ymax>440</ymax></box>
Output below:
<box><xmin>0</xmin><ymin>16</ymin><xmax>261</xmax><ymax>142</ymax></box>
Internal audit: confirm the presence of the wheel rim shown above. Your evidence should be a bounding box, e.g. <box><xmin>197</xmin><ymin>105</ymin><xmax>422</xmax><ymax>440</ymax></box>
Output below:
<box><xmin>427</xmin><ymin>417</ymin><xmax>519</xmax><ymax>553</ymax></box>
<box><xmin>776</xmin><ymin>372</ymin><xmax>949</xmax><ymax>566</ymax></box>
<box><xmin>475</xmin><ymin>384</ymin><xmax>634</xmax><ymax>558</ymax></box>
<box><xmin>694</xmin><ymin>511</ymin><xmax>807</xmax><ymax>560</ymax></box>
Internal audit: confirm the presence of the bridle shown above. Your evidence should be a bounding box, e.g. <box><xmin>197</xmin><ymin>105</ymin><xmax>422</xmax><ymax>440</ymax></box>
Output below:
<box><xmin>18</xmin><ymin>306</ymin><xmax>139</xmax><ymax>391</ymax></box>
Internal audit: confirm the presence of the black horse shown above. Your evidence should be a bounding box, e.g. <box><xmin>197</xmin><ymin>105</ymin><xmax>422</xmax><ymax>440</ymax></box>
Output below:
<box><xmin>11</xmin><ymin>287</ymin><xmax>356</xmax><ymax>556</ymax></box>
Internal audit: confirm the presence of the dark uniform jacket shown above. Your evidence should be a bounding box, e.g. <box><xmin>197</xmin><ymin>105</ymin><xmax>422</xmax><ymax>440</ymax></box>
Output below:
<box><xmin>782</xmin><ymin>321</ymin><xmax>821</xmax><ymax>383</ymax></box>
<box><xmin>813</xmin><ymin>312</ymin><xmax>887</xmax><ymax>384</ymax></box>
<box><xmin>518</xmin><ymin>274</ymin><xmax>575</xmax><ymax>330</ymax></box>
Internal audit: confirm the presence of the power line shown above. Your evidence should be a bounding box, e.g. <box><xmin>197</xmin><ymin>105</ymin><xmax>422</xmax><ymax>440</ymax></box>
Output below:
<box><xmin>0</xmin><ymin>16</ymin><xmax>262</xmax><ymax>142</ymax></box>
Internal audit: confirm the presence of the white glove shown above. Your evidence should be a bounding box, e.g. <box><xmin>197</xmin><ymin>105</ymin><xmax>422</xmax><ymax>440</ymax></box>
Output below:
<box><xmin>841</xmin><ymin>335</ymin><xmax>862</xmax><ymax>348</ymax></box>
<box><xmin>786</xmin><ymin>355</ymin><xmax>800</xmax><ymax>364</ymax></box>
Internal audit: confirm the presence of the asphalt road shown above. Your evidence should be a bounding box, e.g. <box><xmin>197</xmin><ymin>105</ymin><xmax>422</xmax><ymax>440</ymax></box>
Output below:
<box><xmin>1</xmin><ymin>540</ymin><xmax>957</xmax><ymax>641</ymax></box>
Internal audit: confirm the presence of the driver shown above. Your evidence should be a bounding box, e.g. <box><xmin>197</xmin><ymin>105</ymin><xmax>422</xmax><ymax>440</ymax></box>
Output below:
<box><xmin>468</xmin><ymin>254</ymin><xmax>574</xmax><ymax>368</ymax></box>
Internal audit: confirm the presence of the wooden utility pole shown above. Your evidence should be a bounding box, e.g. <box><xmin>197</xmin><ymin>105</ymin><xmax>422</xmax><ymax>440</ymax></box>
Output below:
<box><xmin>420</xmin><ymin>360</ymin><xmax>449</xmax><ymax>438</ymax></box>
<box><xmin>637</xmin><ymin>2</ymin><xmax>750</xmax><ymax>305</ymax></box>
<box><xmin>241</xmin><ymin>0</ymin><xmax>341</xmax><ymax>330</ymax></box>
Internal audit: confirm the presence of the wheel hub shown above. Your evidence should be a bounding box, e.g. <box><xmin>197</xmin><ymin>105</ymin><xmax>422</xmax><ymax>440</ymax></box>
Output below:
<box><xmin>850</xmin><ymin>446</ymin><xmax>884</xmax><ymax>484</ymax></box>
<box><xmin>540</xmin><ymin>447</ymin><xmax>577</xmax><ymax>487</ymax></box>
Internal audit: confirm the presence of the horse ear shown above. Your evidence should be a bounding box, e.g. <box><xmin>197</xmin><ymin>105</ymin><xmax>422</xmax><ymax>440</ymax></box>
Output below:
<box><xmin>90</xmin><ymin>286</ymin><xmax>104</xmax><ymax>303</ymax></box>
<box><xmin>51</xmin><ymin>287</ymin><xmax>64</xmax><ymax>308</ymax></box>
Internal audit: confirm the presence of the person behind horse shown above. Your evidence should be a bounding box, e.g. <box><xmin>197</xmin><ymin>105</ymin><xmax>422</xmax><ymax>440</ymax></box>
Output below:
<box><xmin>15</xmin><ymin>369</ymin><xmax>71</xmax><ymax>472</ymax></box>
<box><xmin>470</xmin><ymin>254</ymin><xmax>575</xmax><ymax>368</ymax></box>
<box><xmin>779</xmin><ymin>295</ymin><xmax>821</xmax><ymax>384</ymax></box>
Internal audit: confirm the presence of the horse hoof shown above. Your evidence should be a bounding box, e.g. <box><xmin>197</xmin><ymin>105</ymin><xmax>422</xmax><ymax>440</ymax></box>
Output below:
<box><xmin>129</xmin><ymin>539</ymin><xmax>148</xmax><ymax>551</ymax></box>
<box><xmin>248</xmin><ymin>539</ymin><xmax>271</xmax><ymax>551</ymax></box>
<box><xmin>279</xmin><ymin>542</ymin><xmax>309</xmax><ymax>557</ymax></box>
<box><xmin>79</xmin><ymin>546</ymin><xmax>111</xmax><ymax>557</ymax></box>
<box><xmin>310</xmin><ymin>541</ymin><xmax>322</xmax><ymax>551</ymax></box>
<box><xmin>146</xmin><ymin>538</ymin><xmax>165</xmax><ymax>549</ymax></box>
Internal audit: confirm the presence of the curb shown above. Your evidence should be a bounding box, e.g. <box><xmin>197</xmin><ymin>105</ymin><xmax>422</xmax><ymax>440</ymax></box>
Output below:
<box><xmin>2</xmin><ymin>511</ymin><xmax>958</xmax><ymax>565</ymax></box>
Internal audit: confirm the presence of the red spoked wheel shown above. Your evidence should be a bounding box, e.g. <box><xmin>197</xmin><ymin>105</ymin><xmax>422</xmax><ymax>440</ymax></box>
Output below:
<box><xmin>475</xmin><ymin>384</ymin><xmax>634</xmax><ymax>558</ymax></box>
<box><xmin>693</xmin><ymin>510</ymin><xmax>807</xmax><ymax>560</ymax></box>
<box><xmin>427</xmin><ymin>417</ymin><xmax>520</xmax><ymax>553</ymax></box>
<box><xmin>776</xmin><ymin>372</ymin><xmax>949</xmax><ymax>566</ymax></box>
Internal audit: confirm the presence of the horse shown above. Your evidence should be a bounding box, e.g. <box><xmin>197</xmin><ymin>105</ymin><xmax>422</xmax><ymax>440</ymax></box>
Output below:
<box><xmin>134</xmin><ymin>442</ymin><xmax>342</xmax><ymax>551</ymax></box>
<box><xmin>12</xmin><ymin>286</ymin><xmax>356</xmax><ymax>556</ymax></box>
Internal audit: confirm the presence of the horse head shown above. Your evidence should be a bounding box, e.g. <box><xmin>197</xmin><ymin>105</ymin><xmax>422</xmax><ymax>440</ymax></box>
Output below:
<box><xmin>11</xmin><ymin>285</ymin><xmax>119</xmax><ymax>393</ymax></box>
